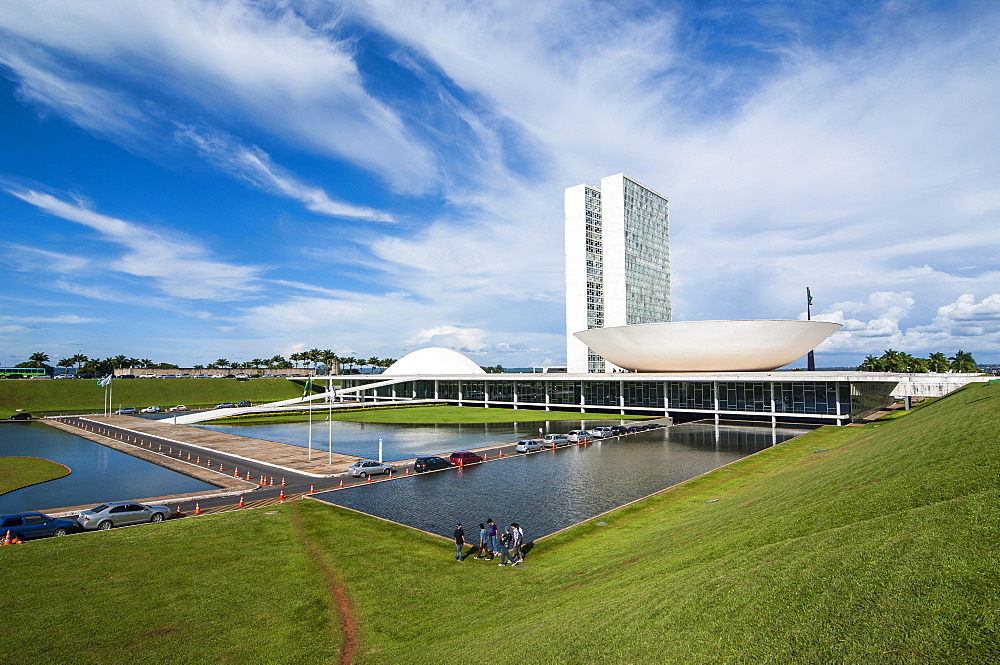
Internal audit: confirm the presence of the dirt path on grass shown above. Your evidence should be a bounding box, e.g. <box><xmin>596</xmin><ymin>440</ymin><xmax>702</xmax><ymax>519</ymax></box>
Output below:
<box><xmin>288</xmin><ymin>501</ymin><xmax>358</xmax><ymax>665</ymax></box>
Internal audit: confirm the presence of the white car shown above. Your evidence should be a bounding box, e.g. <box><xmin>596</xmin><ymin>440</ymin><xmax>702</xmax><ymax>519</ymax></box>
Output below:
<box><xmin>139</xmin><ymin>373</ymin><xmax>156</xmax><ymax>378</ymax></box>
<box><xmin>591</xmin><ymin>427</ymin><xmax>614</xmax><ymax>438</ymax></box>
<box><xmin>515</xmin><ymin>440</ymin><xmax>543</xmax><ymax>453</ymax></box>
<box><xmin>167</xmin><ymin>405</ymin><xmax>188</xmax><ymax>412</ymax></box>
<box><xmin>347</xmin><ymin>460</ymin><xmax>394</xmax><ymax>478</ymax></box>
<box><xmin>542</xmin><ymin>433</ymin><xmax>569</xmax><ymax>445</ymax></box>
<box><xmin>566</xmin><ymin>430</ymin><xmax>591</xmax><ymax>442</ymax></box>
<box><xmin>139</xmin><ymin>406</ymin><xmax>161</xmax><ymax>414</ymax></box>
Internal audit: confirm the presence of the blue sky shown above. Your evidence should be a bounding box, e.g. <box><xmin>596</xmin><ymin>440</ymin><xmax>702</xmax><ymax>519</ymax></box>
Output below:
<box><xmin>1</xmin><ymin>0</ymin><xmax>998</xmax><ymax>369</ymax></box>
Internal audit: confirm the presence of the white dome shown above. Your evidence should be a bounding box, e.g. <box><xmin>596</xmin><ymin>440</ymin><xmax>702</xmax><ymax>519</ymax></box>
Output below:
<box><xmin>574</xmin><ymin>320</ymin><xmax>842</xmax><ymax>372</ymax></box>
<box><xmin>382</xmin><ymin>347</ymin><xmax>486</xmax><ymax>376</ymax></box>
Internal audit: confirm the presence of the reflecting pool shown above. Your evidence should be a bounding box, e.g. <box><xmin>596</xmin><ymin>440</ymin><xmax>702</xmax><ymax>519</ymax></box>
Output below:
<box><xmin>314</xmin><ymin>422</ymin><xmax>806</xmax><ymax>541</ymax></box>
<box><xmin>0</xmin><ymin>422</ymin><xmax>216</xmax><ymax>512</ymax></box>
<box><xmin>196</xmin><ymin>418</ymin><xmax>637</xmax><ymax>461</ymax></box>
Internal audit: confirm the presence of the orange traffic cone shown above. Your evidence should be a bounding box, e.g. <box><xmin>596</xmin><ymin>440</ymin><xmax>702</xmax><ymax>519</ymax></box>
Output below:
<box><xmin>233</xmin><ymin>466</ymin><xmax>239</xmax><ymax>477</ymax></box>
<box><xmin>260</xmin><ymin>475</ymin><xmax>266</xmax><ymax>485</ymax></box>
<box><xmin>206</xmin><ymin>460</ymin><xmax>211</xmax><ymax>468</ymax></box>
<box><xmin>194</xmin><ymin>502</ymin><xmax>201</xmax><ymax>515</ymax></box>
<box><xmin>2</xmin><ymin>530</ymin><xmax>11</xmax><ymax>545</ymax></box>
<box><xmin>338</xmin><ymin>479</ymin><xmax>344</xmax><ymax>489</ymax></box>
<box><xmin>309</xmin><ymin>485</ymin><xmax>315</xmax><ymax>494</ymax></box>
<box><xmin>245</xmin><ymin>471</ymin><xmax>251</xmax><ymax>481</ymax></box>
<box><xmin>281</xmin><ymin>477</ymin><xmax>286</xmax><ymax>486</ymax></box>
<box><xmin>187</xmin><ymin>452</ymin><xmax>192</xmax><ymax>461</ymax></box>
<box><xmin>279</xmin><ymin>488</ymin><xmax>285</xmax><ymax>501</ymax></box>
<box><xmin>238</xmin><ymin>495</ymin><xmax>245</xmax><ymax>508</ymax></box>
<box><xmin>498</xmin><ymin>449</ymin><xmax>503</xmax><ymax>458</ymax></box>
<box><xmin>270</xmin><ymin>476</ymin><xmax>275</xmax><ymax>486</ymax></box>
<box><xmin>10</xmin><ymin>535</ymin><xmax>22</xmax><ymax>544</ymax></box>
<box><xmin>175</xmin><ymin>504</ymin><xmax>182</xmax><ymax>516</ymax></box>
<box><xmin>366</xmin><ymin>475</ymin><xmax>372</xmax><ymax>484</ymax></box>
<box><xmin>195</xmin><ymin>456</ymin><xmax>200</xmax><ymax>464</ymax></box>
<box><xmin>483</xmin><ymin>454</ymin><xmax>488</xmax><ymax>461</ymax></box>
<box><xmin>458</xmin><ymin>458</ymin><xmax>464</xmax><ymax>467</ymax></box>
<box><xmin>404</xmin><ymin>468</ymin><xmax>409</xmax><ymax>476</ymax></box>
<box><xmin>158</xmin><ymin>444</ymin><xmax>162</xmax><ymax>451</ymax></box>
<box><xmin>168</xmin><ymin>447</ymin><xmax>173</xmax><ymax>454</ymax></box>
<box><xmin>387</xmin><ymin>471</ymin><xmax>393</xmax><ymax>480</ymax></box>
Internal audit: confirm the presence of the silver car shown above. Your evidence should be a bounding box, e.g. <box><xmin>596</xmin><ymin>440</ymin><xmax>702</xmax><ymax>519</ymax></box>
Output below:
<box><xmin>347</xmin><ymin>460</ymin><xmax>394</xmax><ymax>478</ymax></box>
<box><xmin>77</xmin><ymin>501</ymin><xmax>170</xmax><ymax>531</ymax></box>
<box><xmin>515</xmin><ymin>440</ymin><xmax>543</xmax><ymax>453</ymax></box>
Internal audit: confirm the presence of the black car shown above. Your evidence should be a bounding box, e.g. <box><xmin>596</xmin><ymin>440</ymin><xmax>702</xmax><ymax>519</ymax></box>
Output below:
<box><xmin>625</xmin><ymin>425</ymin><xmax>644</xmax><ymax>433</ymax></box>
<box><xmin>236</xmin><ymin>400</ymin><xmax>252</xmax><ymax>407</ymax></box>
<box><xmin>8</xmin><ymin>412</ymin><xmax>32</xmax><ymax>420</ymax></box>
<box><xmin>413</xmin><ymin>456</ymin><xmax>451</xmax><ymax>473</ymax></box>
<box><xmin>609</xmin><ymin>425</ymin><xmax>628</xmax><ymax>435</ymax></box>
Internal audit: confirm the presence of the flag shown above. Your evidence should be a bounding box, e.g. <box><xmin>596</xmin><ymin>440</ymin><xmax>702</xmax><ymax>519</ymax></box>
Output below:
<box><xmin>807</xmin><ymin>287</ymin><xmax>813</xmax><ymax>306</ymax></box>
<box><xmin>97</xmin><ymin>374</ymin><xmax>112</xmax><ymax>387</ymax></box>
<box><xmin>302</xmin><ymin>376</ymin><xmax>312</xmax><ymax>396</ymax></box>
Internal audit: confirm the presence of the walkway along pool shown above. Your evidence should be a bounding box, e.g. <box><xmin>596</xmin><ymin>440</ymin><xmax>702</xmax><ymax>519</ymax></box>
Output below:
<box><xmin>313</xmin><ymin>422</ymin><xmax>806</xmax><ymax>542</ymax></box>
<box><xmin>0</xmin><ymin>422</ymin><xmax>216</xmax><ymax>513</ymax></box>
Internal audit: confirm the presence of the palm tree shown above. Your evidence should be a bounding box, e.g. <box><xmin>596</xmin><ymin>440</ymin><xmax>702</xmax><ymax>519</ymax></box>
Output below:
<box><xmin>69</xmin><ymin>353</ymin><xmax>88</xmax><ymax>370</ymax></box>
<box><xmin>879</xmin><ymin>349</ymin><xmax>908</xmax><ymax>373</ymax></box>
<box><xmin>139</xmin><ymin>358</ymin><xmax>153</xmax><ymax>368</ymax></box>
<box><xmin>110</xmin><ymin>355</ymin><xmax>128</xmax><ymax>369</ymax></box>
<box><xmin>927</xmin><ymin>352</ymin><xmax>950</xmax><ymax>373</ymax></box>
<box><xmin>949</xmin><ymin>350</ymin><xmax>977</xmax><ymax>373</ymax></box>
<box><xmin>857</xmin><ymin>355</ymin><xmax>882</xmax><ymax>371</ymax></box>
<box><xmin>28</xmin><ymin>351</ymin><xmax>50</xmax><ymax>366</ymax></box>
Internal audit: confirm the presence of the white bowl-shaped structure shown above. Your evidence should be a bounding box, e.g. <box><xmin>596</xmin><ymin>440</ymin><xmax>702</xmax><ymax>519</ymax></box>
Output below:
<box><xmin>382</xmin><ymin>347</ymin><xmax>486</xmax><ymax>376</ymax></box>
<box><xmin>574</xmin><ymin>320</ymin><xmax>842</xmax><ymax>372</ymax></box>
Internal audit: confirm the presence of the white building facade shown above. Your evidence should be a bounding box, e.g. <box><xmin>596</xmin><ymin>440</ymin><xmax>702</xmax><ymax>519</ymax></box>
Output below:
<box><xmin>565</xmin><ymin>173</ymin><xmax>671</xmax><ymax>373</ymax></box>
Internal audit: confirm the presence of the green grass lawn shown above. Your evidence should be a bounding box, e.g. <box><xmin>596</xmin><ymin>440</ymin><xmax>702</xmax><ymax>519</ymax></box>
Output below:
<box><xmin>3</xmin><ymin>382</ymin><xmax>998</xmax><ymax>663</ymax></box>
<box><xmin>0</xmin><ymin>378</ymin><xmax>304</xmax><ymax>417</ymax></box>
<box><xmin>216</xmin><ymin>404</ymin><xmax>650</xmax><ymax>425</ymax></box>
<box><xmin>0</xmin><ymin>456</ymin><xmax>70</xmax><ymax>494</ymax></box>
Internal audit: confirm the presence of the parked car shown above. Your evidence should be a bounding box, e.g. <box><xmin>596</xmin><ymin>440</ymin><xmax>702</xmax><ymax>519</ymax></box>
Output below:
<box><xmin>115</xmin><ymin>407</ymin><xmax>138</xmax><ymax>415</ymax></box>
<box><xmin>234</xmin><ymin>373</ymin><xmax>249</xmax><ymax>379</ymax></box>
<box><xmin>139</xmin><ymin>373</ymin><xmax>156</xmax><ymax>379</ymax></box>
<box><xmin>76</xmin><ymin>501</ymin><xmax>170</xmax><ymax>530</ymax></box>
<box><xmin>625</xmin><ymin>425</ymin><xmax>644</xmax><ymax>433</ymax></box>
<box><xmin>609</xmin><ymin>425</ymin><xmax>628</xmax><ymax>435</ymax></box>
<box><xmin>515</xmin><ymin>440</ymin><xmax>543</xmax><ymax>453</ymax></box>
<box><xmin>0</xmin><ymin>512</ymin><xmax>75</xmax><ymax>539</ymax></box>
<box><xmin>7</xmin><ymin>412</ymin><xmax>32</xmax><ymax>421</ymax></box>
<box><xmin>118</xmin><ymin>374</ymin><xmax>136</xmax><ymax>379</ymax></box>
<box><xmin>590</xmin><ymin>426</ymin><xmax>614</xmax><ymax>438</ymax></box>
<box><xmin>449</xmin><ymin>451</ymin><xmax>484</xmax><ymax>466</ymax></box>
<box><xmin>347</xmin><ymin>460</ymin><xmax>394</xmax><ymax>477</ymax></box>
<box><xmin>413</xmin><ymin>456</ymin><xmax>451</xmax><ymax>473</ymax></box>
<box><xmin>566</xmin><ymin>430</ymin><xmax>591</xmax><ymax>442</ymax></box>
<box><xmin>214</xmin><ymin>402</ymin><xmax>236</xmax><ymax>409</ymax></box>
<box><xmin>167</xmin><ymin>405</ymin><xmax>188</xmax><ymax>412</ymax></box>
<box><xmin>235</xmin><ymin>400</ymin><xmax>252</xmax><ymax>408</ymax></box>
<box><xmin>542</xmin><ymin>433</ymin><xmax>569</xmax><ymax>445</ymax></box>
<box><xmin>140</xmin><ymin>406</ymin><xmax>161</xmax><ymax>414</ymax></box>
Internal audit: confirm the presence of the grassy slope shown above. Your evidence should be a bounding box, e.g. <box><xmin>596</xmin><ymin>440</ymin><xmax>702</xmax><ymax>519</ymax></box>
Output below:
<box><xmin>0</xmin><ymin>456</ymin><xmax>70</xmax><ymax>494</ymax></box>
<box><xmin>0</xmin><ymin>378</ymin><xmax>303</xmax><ymax>417</ymax></box>
<box><xmin>3</xmin><ymin>383</ymin><xmax>998</xmax><ymax>663</ymax></box>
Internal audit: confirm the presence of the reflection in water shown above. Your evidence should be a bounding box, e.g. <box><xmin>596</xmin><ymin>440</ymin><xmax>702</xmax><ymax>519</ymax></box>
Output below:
<box><xmin>196</xmin><ymin>418</ymin><xmax>642</xmax><ymax>461</ymax></box>
<box><xmin>0</xmin><ymin>422</ymin><xmax>216</xmax><ymax>512</ymax></box>
<box><xmin>316</xmin><ymin>423</ymin><xmax>806</xmax><ymax>540</ymax></box>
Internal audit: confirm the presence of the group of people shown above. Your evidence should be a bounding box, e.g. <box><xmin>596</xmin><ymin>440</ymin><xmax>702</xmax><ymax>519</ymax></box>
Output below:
<box><xmin>453</xmin><ymin>519</ymin><xmax>524</xmax><ymax>566</ymax></box>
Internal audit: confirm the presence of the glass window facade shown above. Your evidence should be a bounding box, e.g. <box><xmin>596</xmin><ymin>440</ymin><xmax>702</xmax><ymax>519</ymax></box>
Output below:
<box><xmin>582</xmin><ymin>381</ymin><xmax>620</xmax><ymax>407</ymax></box>
<box><xmin>515</xmin><ymin>381</ymin><xmax>545</xmax><ymax>403</ymax></box>
<box><xmin>623</xmin><ymin>381</ymin><xmax>664</xmax><ymax>408</ymax></box>
<box><xmin>717</xmin><ymin>382</ymin><xmax>770</xmax><ymax>412</ymax></box>
<box><xmin>487</xmin><ymin>381</ymin><xmax>514</xmax><ymax>402</ymax></box>
<box><xmin>667</xmin><ymin>381</ymin><xmax>714</xmax><ymax>410</ymax></box>
<box><xmin>438</xmin><ymin>381</ymin><xmax>459</xmax><ymax>400</ymax></box>
<box><xmin>462</xmin><ymin>381</ymin><xmax>486</xmax><ymax>401</ymax></box>
<box><xmin>773</xmin><ymin>382</ymin><xmax>841</xmax><ymax>415</ymax></box>
<box><xmin>623</xmin><ymin>177</ymin><xmax>670</xmax><ymax>325</ymax></box>
<box><xmin>549</xmin><ymin>381</ymin><xmax>582</xmax><ymax>406</ymax></box>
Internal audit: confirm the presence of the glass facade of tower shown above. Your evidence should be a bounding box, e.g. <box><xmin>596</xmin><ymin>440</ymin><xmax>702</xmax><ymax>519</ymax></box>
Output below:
<box><xmin>623</xmin><ymin>177</ymin><xmax>671</xmax><ymax>324</ymax></box>
<box><xmin>584</xmin><ymin>186</ymin><xmax>606</xmax><ymax>373</ymax></box>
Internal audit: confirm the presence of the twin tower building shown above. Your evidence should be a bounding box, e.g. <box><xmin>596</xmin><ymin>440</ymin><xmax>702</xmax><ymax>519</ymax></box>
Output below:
<box><xmin>564</xmin><ymin>173</ymin><xmax>671</xmax><ymax>373</ymax></box>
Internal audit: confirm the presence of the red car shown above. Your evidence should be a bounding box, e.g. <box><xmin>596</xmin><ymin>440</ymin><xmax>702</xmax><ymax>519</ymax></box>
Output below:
<box><xmin>448</xmin><ymin>451</ymin><xmax>484</xmax><ymax>466</ymax></box>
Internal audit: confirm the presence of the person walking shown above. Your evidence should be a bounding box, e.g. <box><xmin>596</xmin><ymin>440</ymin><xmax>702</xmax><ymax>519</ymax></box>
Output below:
<box><xmin>474</xmin><ymin>523</ymin><xmax>489</xmax><ymax>560</ymax></box>
<box><xmin>510</xmin><ymin>522</ymin><xmax>524</xmax><ymax>564</ymax></box>
<box><xmin>453</xmin><ymin>523</ymin><xmax>466</xmax><ymax>561</ymax></box>
<box><xmin>487</xmin><ymin>519</ymin><xmax>499</xmax><ymax>558</ymax></box>
<box><xmin>498</xmin><ymin>526</ymin><xmax>516</xmax><ymax>566</ymax></box>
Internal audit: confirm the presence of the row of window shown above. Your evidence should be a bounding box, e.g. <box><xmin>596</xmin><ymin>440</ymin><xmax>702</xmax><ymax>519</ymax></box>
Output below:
<box><xmin>353</xmin><ymin>380</ymin><xmax>856</xmax><ymax>415</ymax></box>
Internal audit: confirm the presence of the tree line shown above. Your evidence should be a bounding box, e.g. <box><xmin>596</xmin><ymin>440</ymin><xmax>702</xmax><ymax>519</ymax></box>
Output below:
<box><xmin>857</xmin><ymin>349</ymin><xmax>977</xmax><ymax>373</ymax></box>
<box><xmin>14</xmin><ymin>350</ymin><xmax>399</xmax><ymax>376</ymax></box>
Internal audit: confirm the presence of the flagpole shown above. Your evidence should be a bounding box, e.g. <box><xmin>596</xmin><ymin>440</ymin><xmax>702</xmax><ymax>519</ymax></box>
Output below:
<box><xmin>307</xmin><ymin>395</ymin><xmax>313</xmax><ymax>462</ymax></box>
<box><xmin>806</xmin><ymin>287</ymin><xmax>816</xmax><ymax>371</ymax></box>
<box><xmin>109</xmin><ymin>377</ymin><xmax>113</xmax><ymax>415</ymax></box>
<box><xmin>327</xmin><ymin>376</ymin><xmax>333</xmax><ymax>465</ymax></box>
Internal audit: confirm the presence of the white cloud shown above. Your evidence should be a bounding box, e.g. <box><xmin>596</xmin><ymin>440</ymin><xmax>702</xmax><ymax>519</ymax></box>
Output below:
<box><xmin>175</xmin><ymin>127</ymin><xmax>395</xmax><ymax>222</ymax></box>
<box><xmin>8</xmin><ymin>188</ymin><xmax>262</xmax><ymax>300</ymax></box>
<box><xmin>0</xmin><ymin>0</ymin><xmax>437</xmax><ymax>193</ymax></box>
<box><xmin>0</xmin><ymin>313</ymin><xmax>101</xmax><ymax>324</ymax></box>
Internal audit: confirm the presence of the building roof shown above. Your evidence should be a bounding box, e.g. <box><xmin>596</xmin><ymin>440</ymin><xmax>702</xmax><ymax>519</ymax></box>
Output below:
<box><xmin>382</xmin><ymin>347</ymin><xmax>486</xmax><ymax>376</ymax></box>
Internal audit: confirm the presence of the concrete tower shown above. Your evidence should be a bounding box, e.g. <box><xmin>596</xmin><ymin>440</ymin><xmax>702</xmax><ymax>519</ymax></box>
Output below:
<box><xmin>565</xmin><ymin>173</ymin><xmax>670</xmax><ymax>373</ymax></box>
